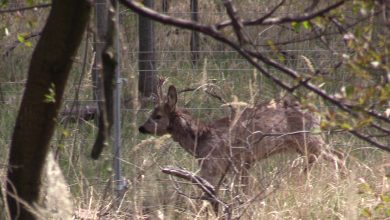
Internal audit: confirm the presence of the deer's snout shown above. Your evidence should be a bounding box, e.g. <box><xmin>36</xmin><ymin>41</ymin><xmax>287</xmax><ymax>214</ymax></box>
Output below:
<box><xmin>139</xmin><ymin>126</ymin><xmax>148</xmax><ymax>134</ymax></box>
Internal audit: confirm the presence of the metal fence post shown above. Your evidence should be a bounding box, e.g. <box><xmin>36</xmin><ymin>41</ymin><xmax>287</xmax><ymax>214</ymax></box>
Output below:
<box><xmin>113</xmin><ymin>0</ymin><xmax>126</xmax><ymax>200</ymax></box>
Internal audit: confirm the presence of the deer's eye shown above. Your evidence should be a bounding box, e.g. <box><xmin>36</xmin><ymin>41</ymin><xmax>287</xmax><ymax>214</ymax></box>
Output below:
<box><xmin>154</xmin><ymin>115</ymin><xmax>162</xmax><ymax>120</ymax></box>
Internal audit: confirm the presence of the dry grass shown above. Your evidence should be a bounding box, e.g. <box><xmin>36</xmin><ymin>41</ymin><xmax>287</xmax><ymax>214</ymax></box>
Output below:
<box><xmin>57</xmin><ymin>142</ymin><xmax>389</xmax><ymax>220</ymax></box>
<box><xmin>0</xmin><ymin>0</ymin><xmax>389</xmax><ymax>219</ymax></box>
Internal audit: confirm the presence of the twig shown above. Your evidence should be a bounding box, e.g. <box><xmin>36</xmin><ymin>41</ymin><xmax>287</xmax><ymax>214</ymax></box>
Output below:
<box><xmin>179</xmin><ymin>86</ymin><xmax>227</xmax><ymax>104</ymax></box>
<box><xmin>0</xmin><ymin>3</ymin><xmax>51</xmax><ymax>14</ymax></box>
<box><xmin>371</xmin><ymin>123</ymin><xmax>390</xmax><ymax>134</ymax></box>
<box><xmin>162</xmin><ymin>167</ymin><xmax>216</xmax><ymax>199</ymax></box>
<box><xmin>217</xmin><ymin>0</ymin><xmax>286</xmax><ymax>30</ymax></box>
<box><xmin>349</xmin><ymin>130</ymin><xmax>389</xmax><ymax>152</ymax></box>
<box><xmin>3</xmin><ymin>31</ymin><xmax>41</xmax><ymax>57</ymax></box>
<box><xmin>255</xmin><ymin>10</ymin><xmax>381</xmax><ymax>47</ymax></box>
<box><xmin>161</xmin><ymin>167</ymin><xmax>232</xmax><ymax>218</ymax></box>
<box><xmin>216</xmin><ymin>0</ymin><xmax>346</xmax><ymax>28</ymax></box>
<box><xmin>222</xmin><ymin>0</ymin><xmax>248</xmax><ymax>45</ymax></box>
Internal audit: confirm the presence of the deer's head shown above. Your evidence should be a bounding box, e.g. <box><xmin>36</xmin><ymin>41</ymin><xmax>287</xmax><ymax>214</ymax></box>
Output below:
<box><xmin>139</xmin><ymin>85</ymin><xmax>177</xmax><ymax>136</ymax></box>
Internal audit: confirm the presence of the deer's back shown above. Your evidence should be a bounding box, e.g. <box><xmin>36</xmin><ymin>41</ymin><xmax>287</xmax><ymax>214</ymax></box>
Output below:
<box><xmin>212</xmin><ymin>100</ymin><xmax>323</xmax><ymax>161</ymax></box>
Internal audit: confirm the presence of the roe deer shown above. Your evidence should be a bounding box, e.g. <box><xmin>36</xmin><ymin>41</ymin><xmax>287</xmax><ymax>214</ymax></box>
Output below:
<box><xmin>139</xmin><ymin>85</ymin><xmax>347</xmax><ymax>188</ymax></box>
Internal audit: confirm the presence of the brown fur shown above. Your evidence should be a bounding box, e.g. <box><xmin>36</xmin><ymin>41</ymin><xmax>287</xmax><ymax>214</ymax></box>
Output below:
<box><xmin>139</xmin><ymin>86</ymin><xmax>347</xmax><ymax>187</ymax></box>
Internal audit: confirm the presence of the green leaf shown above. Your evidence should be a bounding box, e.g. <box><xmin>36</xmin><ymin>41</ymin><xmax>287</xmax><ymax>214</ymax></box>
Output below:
<box><xmin>17</xmin><ymin>33</ymin><xmax>32</xmax><ymax>47</ymax></box>
<box><xmin>340</xmin><ymin>122</ymin><xmax>352</xmax><ymax>130</ymax></box>
<box><xmin>62</xmin><ymin>130</ymin><xmax>70</xmax><ymax>138</ymax></box>
<box><xmin>43</xmin><ymin>83</ymin><xmax>56</xmax><ymax>103</ymax></box>
<box><xmin>277</xmin><ymin>54</ymin><xmax>286</xmax><ymax>63</ymax></box>
<box><xmin>24</xmin><ymin>41</ymin><xmax>32</xmax><ymax>47</ymax></box>
<box><xmin>291</xmin><ymin>21</ymin><xmax>301</xmax><ymax>32</ymax></box>
<box><xmin>302</xmin><ymin>21</ymin><xmax>312</xmax><ymax>30</ymax></box>
<box><xmin>17</xmin><ymin>35</ymin><xmax>25</xmax><ymax>43</ymax></box>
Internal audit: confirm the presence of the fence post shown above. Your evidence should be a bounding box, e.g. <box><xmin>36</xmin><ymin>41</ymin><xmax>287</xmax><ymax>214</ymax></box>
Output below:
<box><xmin>113</xmin><ymin>0</ymin><xmax>126</xmax><ymax>201</ymax></box>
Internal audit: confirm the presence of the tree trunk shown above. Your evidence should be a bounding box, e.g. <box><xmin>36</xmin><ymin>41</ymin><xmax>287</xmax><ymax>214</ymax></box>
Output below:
<box><xmin>6</xmin><ymin>0</ymin><xmax>91</xmax><ymax>219</ymax></box>
<box><xmin>138</xmin><ymin>0</ymin><xmax>158</xmax><ymax>98</ymax></box>
<box><xmin>190</xmin><ymin>0</ymin><xmax>200</xmax><ymax>67</ymax></box>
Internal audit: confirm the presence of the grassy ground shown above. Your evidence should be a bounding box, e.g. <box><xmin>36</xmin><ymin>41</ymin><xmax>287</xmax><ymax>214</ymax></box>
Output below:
<box><xmin>1</xmin><ymin>63</ymin><xmax>389</xmax><ymax>219</ymax></box>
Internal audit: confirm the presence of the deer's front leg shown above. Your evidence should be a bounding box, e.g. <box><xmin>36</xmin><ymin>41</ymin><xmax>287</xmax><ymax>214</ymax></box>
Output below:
<box><xmin>198</xmin><ymin>158</ymin><xmax>225</xmax><ymax>188</ymax></box>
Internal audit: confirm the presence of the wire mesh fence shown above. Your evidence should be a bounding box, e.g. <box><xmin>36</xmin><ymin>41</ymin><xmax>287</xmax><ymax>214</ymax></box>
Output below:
<box><xmin>1</xmin><ymin>1</ymin><xmax>388</xmax><ymax>219</ymax></box>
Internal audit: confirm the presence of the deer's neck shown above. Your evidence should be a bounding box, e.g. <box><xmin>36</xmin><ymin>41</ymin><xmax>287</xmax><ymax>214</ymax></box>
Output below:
<box><xmin>168</xmin><ymin>109</ymin><xmax>211</xmax><ymax>158</ymax></box>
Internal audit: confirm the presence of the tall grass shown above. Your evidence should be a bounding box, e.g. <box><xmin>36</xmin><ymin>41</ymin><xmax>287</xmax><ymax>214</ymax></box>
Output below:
<box><xmin>1</xmin><ymin>0</ymin><xmax>389</xmax><ymax>219</ymax></box>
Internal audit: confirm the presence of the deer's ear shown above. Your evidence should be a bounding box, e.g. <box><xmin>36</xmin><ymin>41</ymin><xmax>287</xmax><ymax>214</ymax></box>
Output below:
<box><xmin>167</xmin><ymin>85</ymin><xmax>177</xmax><ymax>110</ymax></box>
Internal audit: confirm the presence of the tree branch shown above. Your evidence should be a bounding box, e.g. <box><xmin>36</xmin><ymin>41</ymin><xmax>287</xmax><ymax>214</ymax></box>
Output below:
<box><xmin>0</xmin><ymin>3</ymin><xmax>51</xmax><ymax>14</ymax></box>
<box><xmin>3</xmin><ymin>31</ymin><xmax>41</xmax><ymax>57</ymax></box>
<box><xmin>222</xmin><ymin>0</ymin><xmax>248</xmax><ymax>44</ymax></box>
<box><xmin>349</xmin><ymin>130</ymin><xmax>390</xmax><ymax>152</ymax></box>
<box><xmin>216</xmin><ymin>0</ymin><xmax>346</xmax><ymax>29</ymax></box>
<box><xmin>91</xmin><ymin>0</ymin><xmax>117</xmax><ymax>159</ymax></box>
<box><xmin>162</xmin><ymin>167</ymin><xmax>231</xmax><ymax>217</ymax></box>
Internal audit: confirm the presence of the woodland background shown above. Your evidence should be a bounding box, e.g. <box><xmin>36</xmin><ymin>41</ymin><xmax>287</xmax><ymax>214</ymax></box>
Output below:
<box><xmin>0</xmin><ymin>0</ymin><xmax>389</xmax><ymax>219</ymax></box>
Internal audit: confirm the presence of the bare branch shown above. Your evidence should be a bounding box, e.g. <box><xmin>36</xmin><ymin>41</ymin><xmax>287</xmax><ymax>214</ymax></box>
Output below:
<box><xmin>349</xmin><ymin>130</ymin><xmax>390</xmax><ymax>152</ymax></box>
<box><xmin>222</xmin><ymin>0</ymin><xmax>248</xmax><ymax>44</ymax></box>
<box><xmin>371</xmin><ymin>123</ymin><xmax>390</xmax><ymax>135</ymax></box>
<box><xmin>253</xmin><ymin>0</ymin><xmax>286</xmax><ymax>24</ymax></box>
<box><xmin>217</xmin><ymin>0</ymin><xmax>346</xmax><ymax>28</ymax></box>
<box><xmin>0</xmin><ymin>3</ymin><xmax>51</xmax><ymax>14</ymax></box>
<box><xmin>257</xmin><ymin>10</ymin><xmax>381</xmax><ymax>47</ymax></box>
<box><xmin>3</xmin><ymin>31</ymin><xmax>41</xmax><ymax>57</ymax></box>
<box><xmin>91</xmin><ymin>0</ymin><xmax>118</xmax><ymax>159</ymax></box>
<box><xmin>162</xmin><ymin>167</ymin><xmax>216</xmax><ymax>196</ymax></box>
<box><xmin>178</xmin><ymin>87</ymin><xmax>228</xmax><ymax>104</ymax></box>
<box><xmin>162</xmin><ymin>167</ymin><xmax>232</xmax><ymax>217</ymax></box>
<box><xmin>205</xmin><ymin>90</ymin><xmax>227</xmax><ymax>104</ymax></box>
<box><xmin>119</xmin><ymin>0</ymin><xmax>217</xmax><ymax>37</ymax></box>
<box><xmin>245</xmin><ymin>49</ymin><xmax>390</xmax><ymax>124</ymax></box>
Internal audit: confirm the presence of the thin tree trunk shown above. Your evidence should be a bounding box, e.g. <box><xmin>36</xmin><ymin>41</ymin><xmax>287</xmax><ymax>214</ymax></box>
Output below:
<box><xmin>6</xmin><ymin>1</ymin><xmax>91</xmax><ymax>219</ymax></box>
<box><xmin>190</xmin><ymin>0</ymin><xmax>200</xmax><ymax>67</ymax></box>
<box><xmin>138</xmin><ymin>0</ymin><xmax>158</xmax><ymax>98</ymax></box>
